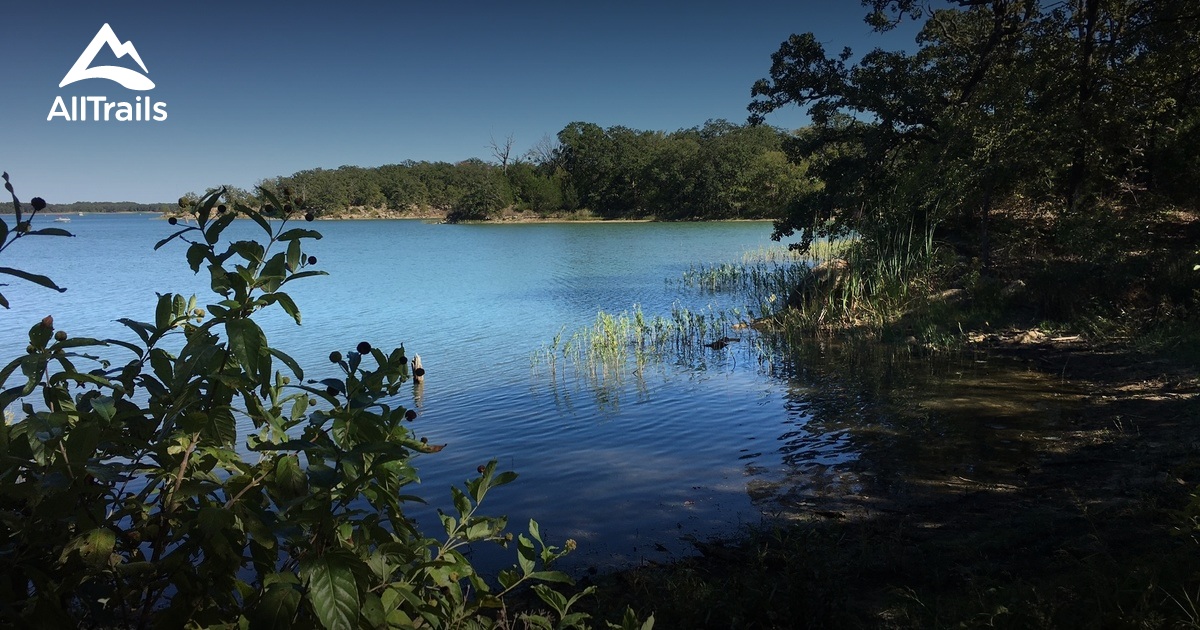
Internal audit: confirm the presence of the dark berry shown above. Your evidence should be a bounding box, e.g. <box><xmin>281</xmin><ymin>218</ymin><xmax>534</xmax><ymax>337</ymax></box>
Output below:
<box><xmin>264</xmin><ymin>204</ymin><xmax>274</xmax><ymax>213</ymax></box>
<box><xmin>307</xmin><ymin>255</ymin><xmax>317</xmax><ymax>265</ymax></box>
<box><xmin>283</xmin><ymin>187</ymin><xmax>293</xmax><ymax>198</ymax></box>
<box><xmin>420</xmin><ymin>437</ymin><xmax>428</xmax><ymax>444</ymax></box>
<box><xmin>30</xmin><ymin>197</ymin><xmax>46</xmax><ymax>211</ymax></box>
<box><xmin>356</xmin><ymin>341</ymin><xmax>371</xmax><ymax>354</ymax></box>
<box><xmin>329</xmin><ymin>351</ymin><xmax>343</xmax><ymax>363</ymax></box>
<box><xmin>54</xmin><ymin>330</ymin><xmax>67</xmax><ymax>342</ymax></box>
<box><xmin>404</xmin><ymin>409</ymin><xmax>417</xmax><ymax>421</ymax></box>
<box><xmin>284</xmin><ymin>204</ymin><xmax>293</xmax><ymax>213</ymax></box>
<box><xmin>217</xmin><ymin>204</ymin><xmax>227</xmax><ymax>213</ymax></box>
<box><xmin>305</xmin><ymin>212</ymin><xmax>315</xmax><ymax>222</ymax></box>
<box><xmin>309</xmin><ymin>398</ymin><xmax>317</xmax><ymax>406</ymax></box>
<box><xmin>414</xmin><ymin>367</ymin><xmax>426</xmax><ymax>377</ymax></box>
<box><xmin>476</xmin><ymin>465</ymin><xmax>486</xmax><ymax>474</ymax></box>
<box><xmin>168</xmin><ymin>217</ymin><xmax>178</xmax><ymax>225</ymax></box>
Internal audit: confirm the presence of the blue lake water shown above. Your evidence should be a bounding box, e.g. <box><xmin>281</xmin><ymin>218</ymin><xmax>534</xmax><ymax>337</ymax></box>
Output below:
<box><xmin>0</xmin><ymin>214</ymin><xmax>1076</xmax><ymax>574</ymax></box>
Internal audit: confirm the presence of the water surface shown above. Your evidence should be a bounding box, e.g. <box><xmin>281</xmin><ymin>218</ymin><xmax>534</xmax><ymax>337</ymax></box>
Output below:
<box><xmin>0</xmin><ymin>215</ymin><xmax>1079</xmax><ymax>573</ymax></box>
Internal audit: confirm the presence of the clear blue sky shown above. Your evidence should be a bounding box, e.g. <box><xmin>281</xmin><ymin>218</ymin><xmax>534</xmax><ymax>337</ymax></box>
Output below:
<box><xmin>1</xmin><ymin>1</ymin><xmax>918</xmax><ymax>203</ymax></box>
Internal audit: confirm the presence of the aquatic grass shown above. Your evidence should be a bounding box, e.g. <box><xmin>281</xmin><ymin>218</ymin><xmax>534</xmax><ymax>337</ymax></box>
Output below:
<box><xmin>533</xmin><ymin>228</ymin><xmax>944</xmax><ymax>404</ymax></box>
<box><xmin>765</xmin><ymin>220</ymin><xmax>942</xmax><ymax>340</ymax></box>
<box><xmin>531</xmin><ymin>303</ymin><xmax>753</xmax><ymax>403</ymax></box>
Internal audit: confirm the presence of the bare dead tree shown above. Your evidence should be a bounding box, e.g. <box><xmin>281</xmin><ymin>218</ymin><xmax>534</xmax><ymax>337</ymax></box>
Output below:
<box><xmin>524</xmin><ymin>134</ymin><xmax>561</xmax><ymax>169</ymax></box>
<box><xmin>487</xmin><ymin>133</ymin><xmax>515</xmax><ymax>174</ymax></box>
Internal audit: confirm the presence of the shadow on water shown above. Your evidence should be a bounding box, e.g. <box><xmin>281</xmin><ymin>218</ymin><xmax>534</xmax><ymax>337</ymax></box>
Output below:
<box><xmin>745</xmin><ymin>339</ymin><xmax>1087</xmax><ymax>519</ymax></box>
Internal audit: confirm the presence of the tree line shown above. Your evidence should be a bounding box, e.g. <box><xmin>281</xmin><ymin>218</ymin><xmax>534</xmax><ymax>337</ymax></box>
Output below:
<box><xmin>0</xmin><ymin>201</ymin><xmax>173</xmax><ymax>214</ymax></box>
<box><xmin>240</xmin><ymin>120</ymin><xmax>814</xmax><ymax>222</ymax></box>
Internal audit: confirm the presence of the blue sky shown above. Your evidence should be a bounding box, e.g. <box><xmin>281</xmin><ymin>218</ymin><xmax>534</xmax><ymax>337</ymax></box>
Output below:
<box><xmin>1</xmin><ymin>1</ymin><xmax>918</xmax><ymax>203</ymax></box>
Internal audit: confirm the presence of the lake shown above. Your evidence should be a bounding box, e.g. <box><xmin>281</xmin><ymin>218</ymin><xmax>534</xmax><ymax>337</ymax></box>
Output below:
<box><xmin>0</xmin><ymin>214</ymin><xmax>1078</xmax><ymax>574</ymax></box>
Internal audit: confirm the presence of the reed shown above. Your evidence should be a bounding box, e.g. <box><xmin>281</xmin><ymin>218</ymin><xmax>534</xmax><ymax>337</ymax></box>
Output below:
<box><xmin>534</xmin><ymin>228</ymin><xmax>941</xmax><ymax>394</ymax></box>
<box><xmin>532</xmin><ymin>304</ymin><xmax>747</xmax><ymax>384</ymax></box>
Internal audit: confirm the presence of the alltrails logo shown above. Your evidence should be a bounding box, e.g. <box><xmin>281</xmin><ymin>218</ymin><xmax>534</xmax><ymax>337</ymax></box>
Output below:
<box><xmin>48</xmin><ymin>23</ymin><xmax>167</xmax><ymax>122</ymax></box>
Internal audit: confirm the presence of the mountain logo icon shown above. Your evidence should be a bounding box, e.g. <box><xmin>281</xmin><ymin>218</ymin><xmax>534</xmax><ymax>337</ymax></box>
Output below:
<box><xmin>59</xmin><ymin>23</ymin><xmax>155</xmax><ymax>91</ymax></box>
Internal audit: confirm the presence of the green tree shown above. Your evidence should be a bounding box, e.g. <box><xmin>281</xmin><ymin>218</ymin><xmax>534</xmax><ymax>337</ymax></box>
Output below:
<box><xmin>750</xmin><ymin>0</ymin><xmax>1200</xmax><ymax>267</ymax></box>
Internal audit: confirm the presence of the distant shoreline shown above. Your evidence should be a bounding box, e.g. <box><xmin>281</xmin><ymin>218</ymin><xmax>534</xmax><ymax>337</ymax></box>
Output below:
<box><xmin>151</xmin><ymin>208</ymin><xmax>776</xmax><ymax>225</ymax></box>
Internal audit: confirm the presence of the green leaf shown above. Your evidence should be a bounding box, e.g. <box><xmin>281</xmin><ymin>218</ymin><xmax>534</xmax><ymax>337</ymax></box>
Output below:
<box><xmin>532</xmin><ymin>585</ymin><xmax>569</xmax><ymax>617</ymax></box>
<box><xmin>206</xmin><ymin>211</ymin><xmax>237</xmax><ymax>245</ymax></box>
<box><xmin>493</xmin><ymin>471</ymin><xmax>519</xmax><ymax>487</ymax></box>
<box><xmin>451</xmin><ymin>487</ymin><xmax>471</xmax><ymax>519</ymax></box>
<box><xmin>360</xmin><ymin>592</ymin><xmax>386</xmax><ymax>629</ymax></box>
<box><xmin>270</xmin><ymin>347</ymin><xmax>304</xmax><ymax>380</ymax></box>
<box><xmin>209</xmin><ymin>263</ymin><xmax>233</xmax><ymax>295</ymax></box>
<box><xmin>0</xmin><ymin>266</ymin><xmax>65</xmax><ymax>292</ymax></box>
<box><xmin>186</xmin><ymin>242</ymin><xmax>210</xmax><ymax>272</ymax></box>
<box><xmin>300</xmin><ymin>551</ymin><xmax>361</xmax><ymax>630</ymax></box>
<box><xmin>197</xmin><ymin>187</ymin><xmax>224</xmax><ymax>223</ymax></box>
<box><xmin>277</xmin><ymin>228</ymin><xmax>322</xmax><ymax>242</ymax></box>
<box><xmin>25</xmin><ymin>227</ymin><xmax>73</xmax><ymax>237</ymax></box>
<box><xmin>246</xmin><ymin>209</ymin><xmax>273</xmax><ymax>238</ymax></box>
<box><xmin>227</xmin><ymin>318</ymin><xmax>271</xmax><ymax>386</ymax></box>
<box><xmin>528</xmin><ymin>570</ymin><xmax>573</xmax><ymax>584</ymax></box>
<box><xmin>70</xmin><ymin>528</ymin><xmax>116</xmax><ymax>568</ymax></box>
<box><xmin>263</xmin><ymin>292</ymin><xmax>301</xmax><ymax>325</ymax></box>
<box><xmin>260</xmin><ymin>253</ymin><xmax>288</xmax><ymax>293</ymax></box>
<box><xmin>155</xmin><ymin>293</ymin><xmax>174</xmax><ymax>330</ymax></box>
<box><xmin>286</xmin><ymin>239</ymin><xmax>301</xmax><ymax>272</ymax></box>
<box><xmin>153</xmin><ymin>227</ymin><xmax>195</xmax><ymax>250</ymax></box>
<box><xmin>53</xmin><ymin>336</ymin><xmax>106</xmax><ymax>350</ymax></box>
<box><xmin>116</xmin><ymin>318</ymin><xmax>154</xmax><ymax>344</ymax></box>
<box><xmin>91</xmin><ymin>396</ymin><xmax>116</xmax><ymax>421</ymax></box>
<box><xmin>517</xmin><ymin>535</ymin><xmax>536</xmax><ymax>576</ymax></box>
<box><xmin>465</xmin><ymin>521</ymin><xmax>493</xmax><ymax>541</ymax></box>
<box><xmin>251</xmin><ymin>582</ymin><xmax>301</xmax><ymax>630</ymax></box>
<box><xmin>29</xmin><ymin>320</ymin><xmax>52</xmax><ymax>348</ymax></box>
<box><xmin>230</xmin><ymin>240</ymin><xmax>266</xmax><ymax>265</ymax></box>
<box><xmin>280</xmin><ymin>270</ymin><xmax>329</xmax><ymax>287</ymax></box>
<box><xmin>274</xmin><ymin>455</ymin><xmax>308</xmax><ymax>500</ymax></box>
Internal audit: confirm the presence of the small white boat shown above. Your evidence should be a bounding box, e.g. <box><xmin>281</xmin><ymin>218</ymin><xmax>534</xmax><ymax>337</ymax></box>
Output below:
<box><xmin>54</xmin><ymin>217</ymin><xmax>71</xmax><ymax>223</ymax></box>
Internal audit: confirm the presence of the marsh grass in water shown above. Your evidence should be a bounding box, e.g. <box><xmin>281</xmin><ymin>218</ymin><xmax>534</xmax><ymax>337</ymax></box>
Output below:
<box><xmin>533</xmin><ymin>305</ymin><xmax>747</xmax><ymax>384</ymax></box>
<box><xmin>533</xmin><ymin>230</ymin><xmax>949</xmax><ymax>410</ymax></box>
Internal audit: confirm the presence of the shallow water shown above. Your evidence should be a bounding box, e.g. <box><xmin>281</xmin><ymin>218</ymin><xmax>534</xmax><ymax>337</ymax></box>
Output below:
<box><xmin>0</xmin><ymin>214</ymin><xmax>1082</xmax><ymax>573</ymax></box>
